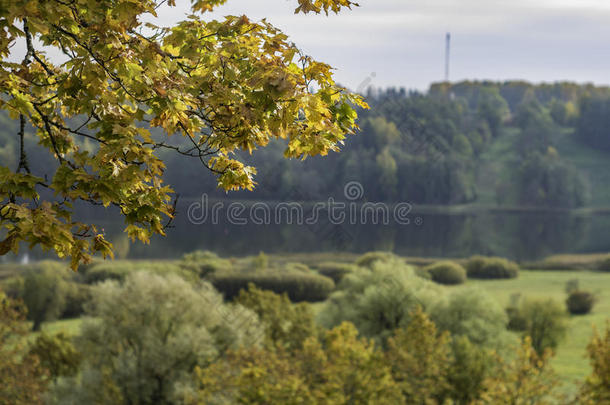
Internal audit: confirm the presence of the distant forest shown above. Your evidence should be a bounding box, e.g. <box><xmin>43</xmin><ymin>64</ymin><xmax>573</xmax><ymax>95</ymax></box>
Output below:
<box><xmin>4</xmin><ymin>81</ymin><xmax>610</xmax><ymax>208</ymax></box>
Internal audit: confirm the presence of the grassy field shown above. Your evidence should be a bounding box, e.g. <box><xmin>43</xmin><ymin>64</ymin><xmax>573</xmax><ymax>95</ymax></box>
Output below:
<box><xmin>474</xmin><ymin>127</ymin><xmax>521</xmax><ymax>205</ymax></box>
<box><xmin>474</xmin><ymin>125</ymin><xmax>610</xmax><ymax>209</ymax></box>
<box><xmin>41</xmin><ymin>318</ymin><xmax>83</xmax><ymax>336</ymax></box>
<box><xmin>555</xmin><ymin>129</ymin><xmax>610</xmax><ymax>208</ymax></box>
<box><xmin>464</xmin><ymin>270</ymin><xmax>610</xmax><ymax>389</ymax></box>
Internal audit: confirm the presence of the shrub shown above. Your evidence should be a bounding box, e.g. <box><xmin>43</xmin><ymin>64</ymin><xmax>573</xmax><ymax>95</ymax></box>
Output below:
<box><xmin>284</xmin><ymin>262</ymin><xmax>311</xmax><ymax>273</ymax></box>
<box><xmin>52</xmin><ymin>272</ymin><xmax>262</xmax><ymax>405</ymax></box>
<box><xmin>61</xmin><ymin>283</ymin><xmax>91</xmax><ymax>319</ymax></box>
<box><xmin>212</xmin><ymin>272</ymin><xmax>335</xmax><ymax>302</ymax></box>
<box><xmin>424</xmin><ymin>261</ymin><xmax>467</xmax><ymax>285</ymax></box>
<box><xmin>597</xmin><ymin>255</ymin><xmax>610</xmax><ymax>272</ymax></box>
<box><xmin>82</xmin><ymin>260</ymin><xmax>193</xmax><ymax>284</ymax></box>
<box><xmin>191</xmin><ymin>323</ymin><xmax>402</xmax><ymax>404</ymax></box>
<box><xmin>315</xmin><ymin>262</ymin><xmax>356</xmax><ymax>283</ymax></box>
<box><xmin>579</xmin><ymin>324</ymin><xmax>610</xmax><ymax>403</ymax></box>
<box><xmin>0</xmin><ymin>291</ymin><xmax>49</xmax><ymax>404</ymax></box>
<box><xmin>21</xmin><ymin>261</ymin><xmax>71</xmax><ymax>330</ymax></box>
<box><xmin>507</xmin><ymin>298</ymin><xmax>567</xmax><ymax>355</ymax></box>
<box><xmin>252</xmin><ymin>251</ymin><xmax>269</xmax><ymax>270</ymax></box>
<box><xmin>29</xmin><ymin>332</ymin><xmax>81</xmax><ymax>381</ymax></box>
<box><xmin>566</xmin><ymin>290</ymin><xmax>595</xmax><ymax>315</ymax></box>
<box><xmin>179</xmin><ymin>250</ymin><xmax>233</xmax><ymax>277</ymax></box>
<box><xmin>355</xmin><ymin>251</ymin><xmax>397</xmax><ymax>268</ymax></box>
<box><xmin>386</xmin><ymin>308</ymin><xmax>451</xmax><ymax>403</ymax></box>
<box><xmin>235</xmin><ymin>284</ymin><xmax>317</xmax><ymax>350</ymax></box>
<box><xmin>414</xmin><ymin>266</ymin><xmax>432</xmax><ymax>280</ymax></box>
<box><xmin>319</xmin><ymin>261</ymin><xmax>441</xmax><ymax>343</ymax></box>
<box><xmin>506</xmin><ymin>308</ymin><xmax>528</xmax><ymax>332</ymax></box>
<box><xmin>447</xmin><ymin>336</ymin><xmax>494</xmax><ymax>404</ymax></box>
<box><xmin>430</xmin><ymin>288</ymin><xmax>510</xmax><ymax>348</ymax></box>
<box><xmin>506</xmin><ymin>293</ymin><xmax>527</xmax><ymax>331</ymax></box>
<box><xmin>465</xmin><ymin>256</ymin><xmax>519</xmax><ymax>279</ymax></box>
<box><xmin>478</xmin><ymin>337</ymin><xmax>561</xmax><ymax>404</ymax></box>
<box><xmin>0</xmin><ymin>276</ymin><xmax>24</xmax><ymax>299</ymax></box>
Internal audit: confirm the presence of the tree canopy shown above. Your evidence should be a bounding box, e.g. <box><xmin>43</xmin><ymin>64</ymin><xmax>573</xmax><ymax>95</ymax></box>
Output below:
<box><xmin>0</xmin><ymin>0</ymin><xmax>366</xmax><ymax>267</ymax></box>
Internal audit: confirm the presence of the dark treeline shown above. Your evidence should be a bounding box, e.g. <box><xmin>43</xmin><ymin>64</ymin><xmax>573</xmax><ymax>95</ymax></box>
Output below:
<box><xmin>161</xmin><ymin>80</ymin><xmax>610</xmax><ymax>208</ymax></box>
<box><xmin>3</xmin><ymin>81</ymin><xmax>610</xmax><ymax>208</ymax></box>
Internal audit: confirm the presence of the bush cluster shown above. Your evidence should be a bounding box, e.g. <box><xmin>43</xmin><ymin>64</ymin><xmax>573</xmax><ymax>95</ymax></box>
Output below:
<box><xmin>212</xmin><ymin>272</ymin><xmax>335</xmax><ymax>302</ymax></box>
<box><xmin>5</xmin><ymin>262</ymin><xmax>95</xmax><ymax>326</ymax></box>
<box><xmin>180</xmin><ymin>250</ymin><xmax>234</xmax><ymax>277</ymax></box>
<box><xmin>314</xmin><ymin>262</ymin><xmax>356</xmax><ymax>283</ymax></box>
<box><xmin>284</xmin><ymin>262</ymin><xmax>312</xmax><ymax>273</ymax></box>
<box><xmin>566</xmin><ymin>290</ymin><xmax>595</xmax><ymax>315</ymax></box>
<box><xmin>424</xmin><ymin>261</ymin><xmax>467</xmax><ymax>285</ymax></box>
<box><xmin>355</xmin><ymin>251</ymin><xmax>397</xmax><ymax>268</ymax></box>
<box><xmin>506</xmin><ymin>297</ymin><xmax>567</xmax><ymax>355</ymax></box>
<box><xmin>596</xmin><ymin>256</ymin><xmax>610</xmax><ymax>272</ymax></box>
<box><xmin>81</xmin><ymin>260</ymin><xmax>194</xmax><ymax>284</ymax></box>
<box><xmin>465</xmin><ymin>256</ymin><xmax>519</xmax><ymax>279</ymax></box>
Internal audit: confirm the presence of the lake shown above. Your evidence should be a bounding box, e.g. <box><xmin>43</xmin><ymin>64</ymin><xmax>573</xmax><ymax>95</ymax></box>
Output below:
<box><xmin>119</xmin><ymin>200</ymin><xmax>610</xmax><ymax>262</ymax></box>
<box><xmin>6</xmin><ymin>200</ymin><xmax>610</xmax><ymax>263</ymax></box>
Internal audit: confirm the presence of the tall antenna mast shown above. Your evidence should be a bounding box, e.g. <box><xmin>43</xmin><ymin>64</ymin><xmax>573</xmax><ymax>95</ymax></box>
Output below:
<box><xmin>445</xmin><ymin>32</ymin><xmax>451</xmax><ymax>82</ymax></box>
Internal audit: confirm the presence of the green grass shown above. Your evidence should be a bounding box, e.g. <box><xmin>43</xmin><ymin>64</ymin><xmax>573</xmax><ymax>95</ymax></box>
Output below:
<box><xmin>463</xmin><ymin>270</ymin><xmax>610</xmax><ymax>389</ymax></box>
<box><xmin>474</xmin><ymin>127</ymin><xmax>521</xmax><ymax>205</ymax></box>
<box><xmin>473</xmin><ymin>125</ymin><xmax>610</xmax><ymax>209</ymax></box>
<box><xmin>554</xmin><ymin>129</ymin><xmax>610</xmax><ymax>207</ymax></box>
<box><xmin>40</xmin><ymin>318</ymin><xmax>83</xmax><ymax>336</ymax></box>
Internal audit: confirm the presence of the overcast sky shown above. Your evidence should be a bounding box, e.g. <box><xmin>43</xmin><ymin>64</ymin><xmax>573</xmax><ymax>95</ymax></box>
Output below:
<box><xmin>20</xmin><ymin>0</ymin><xmax>610</xmax><ymax>91</ymax></box>
<box><xmin>186</xmin><ymin>0</ymin><xmax>610</xmax><ymax>91</ymax></box>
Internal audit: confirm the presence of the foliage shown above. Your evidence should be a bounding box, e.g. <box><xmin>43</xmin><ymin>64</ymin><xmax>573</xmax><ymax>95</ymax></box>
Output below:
<box><xmin>579</xmin><ymin>323</ymin><xmax>610</xmax><ymax>404</ymax></box>
<box><xmin>314</xmin><ymin>261</ymin><xmax>356</xmax><ymax>283</ymax></box>
<box><xmin>596</xmin><ymin>255</ymin><xmax>610</xmax><ymax>272</ymax></box>
<box><xmin>424</xmin><ymin>260</ymin><xmax>467</xmax><ymax>285</ymax></box>
<box><xmin>179</xmin><ymin>250</ymin><xmax>233</xmax><ymax>278</ymax></box>
<box><xmin>476</xmin><ymin>337</ymin><xmax>561</xmax><ymax>405</ymax></box>
<box><xmin>0</xmin><ymin>262</ymin><xmax>88</xmax><ymax>321</ymax></box>
<box><xmin>577</xmin><ymin>95</ymin><xmax>610</xmax><ymax>151</ymax></box>
<box><xmin>252</xmin><ymin>251</ymin><xmax>269</xmax><ymax>271</ymax></box>
<box><xmin>514</xmin><ymin>148</ymin><xmax>587</xmax><ymax>208</ymax></box>
<box><xmin>289</xmin><ymin>322</ymin><xmax>402</xmax><ymax>404</ymax></box>
<box><xmin>235</xmin><ymin>284</ymin><xmax>318</xmax><ymax>351</ymax></box>
<box><xmin>61</xmin><ymin>282</ymin><xmax>91</xmax><ymax>318</ymax></box>
<box><xmin>0</xmin><ymin>0</ymin><xmax>366</xmax><ymax>267</ymax></box>
<box><xmin>549</xmin><ymin>98</ymin><xmax>577</xmax><ymax>126</ymax></box>
<box><xmin>430</xmin><ymin>287</ymin><xmax>510</xmax><ymax>348</ymax></box>
<box><xmin>506</xmin><ymin>297</ymin><xmax>567</xmax><ymax>355</ymax></box>
<box><xmin>20</xmin><ymin>261</ymin><xmax>70</xmax><ymax>330</ymax></box>
<box><xmin>284</xmin><ymin>262</ymin><xmax>312</xmax><ymax>273</ymax></box>
<box><xmin>53</xmin><ymin>272</ymin><xmax>262</xmax><ymax>405</ymax></box>
<box><xmin>566</xmin><ymin>290</ymin><xmax>595</xmax><ymax>315</ymax></box>
<box><xmin>320</xmin><ymin>260</ymin><xmax>440</xmax><ymax>343</ymax></box>
<box><xmin>477</xmin><ymin>87</ymin><xmax>510</xmax><ymax>136</ymax></box>
<box><xmin>465</xmin><ymin>255</ymin><xmax>519</xmax><ymax>279</ymax></box>
<box><xmin>447</xmin><ymin>336</ymin><xmax>495</xmax><ymax>405</ymax></box>
<box><xmin>29</xmin><ymin>332</ymin><xmax>81</xmax><ymax>381</ymax></box>
<box><xmin>354</xmin><ymin>251</ymin><xmax>397</xmax><ymax>268</ymax></box>
<box><xmin>0</xmin><ymin>291</ymin><xmax>49</xmax><ymax>404</ymax></box>
<box><xmin>187</xmin><ymin>346</ymin><xmax>314</xmax><ymax>404</ymax></box>
<box><xmin>81</xmin><ymin>259</ymin><xmax>196</xmax><ymax>284</ymax></box>
<box><xmin>385</xmin><ymin>307</ymin><xmax>451</xmax><ymax>404</ymax></box>
<box><xmin>189</xmin><ymin>322</ymin><xmax>401</xmax><ymax>405</ymax></box>
<box><xmin>211</xmin><ymin>271</ymin><xmax>335</xmax><ymax>302</ymax></box>
<box><xmin>0</xmin><ymin>274</ymin><xmax>24</xmax><ymax>298</ymax></box>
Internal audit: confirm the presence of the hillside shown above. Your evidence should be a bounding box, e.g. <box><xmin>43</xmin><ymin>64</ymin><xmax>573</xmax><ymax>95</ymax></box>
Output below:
<box><xmin>4</xmin><ymin>80</ymin><xmax>610</xmax><ymax>210</ymax></box>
